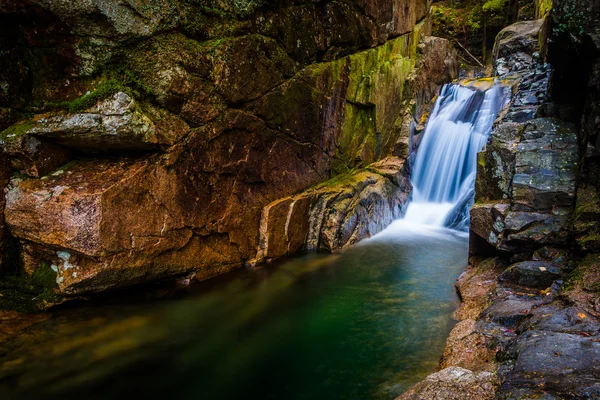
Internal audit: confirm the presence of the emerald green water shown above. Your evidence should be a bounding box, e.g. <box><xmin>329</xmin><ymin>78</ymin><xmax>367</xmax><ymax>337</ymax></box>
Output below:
<box><xmin>0</xmin><ymin>222</ymin><xmax>467</xmax><ymax>400</ymax></box>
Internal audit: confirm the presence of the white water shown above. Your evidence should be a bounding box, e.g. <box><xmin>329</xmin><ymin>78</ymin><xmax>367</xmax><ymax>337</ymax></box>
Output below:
<box><xmin>401</xmin><ymin>83</ymin><xmax>508</xmax><ymax>231</ymax></box>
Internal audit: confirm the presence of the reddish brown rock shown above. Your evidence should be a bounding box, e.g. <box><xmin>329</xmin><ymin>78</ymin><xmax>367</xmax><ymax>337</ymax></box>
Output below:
<box><xmin>0</xmin><ymin>156</ymin><xmax>12</xmax><ymax>270</ymax></box>
<box><xmin>0</xmin><ymin>1</ymin><xmax>462</xmax><ymax>296</ymax></box>
<box><xmin>0</xmin><ymin>132</ymin><xmax>72</xmax><ymax>178</ymax></box>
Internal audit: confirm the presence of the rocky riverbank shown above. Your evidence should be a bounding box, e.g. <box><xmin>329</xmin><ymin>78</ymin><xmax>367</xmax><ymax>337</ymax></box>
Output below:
<box><xmin>399</xmin><ymin>1</ymin><xmax>600</xmax><ymax>397</ymax></box>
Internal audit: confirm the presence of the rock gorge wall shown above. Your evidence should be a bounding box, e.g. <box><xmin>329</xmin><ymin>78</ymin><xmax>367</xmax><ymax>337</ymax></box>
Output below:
<box><xmin>0</xmin><ymin>0</ymin><xmax>458</xmax><ymax>296</ymax></box>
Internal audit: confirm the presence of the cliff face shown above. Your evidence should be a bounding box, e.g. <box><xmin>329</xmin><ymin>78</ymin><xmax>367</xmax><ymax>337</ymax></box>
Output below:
<box><xmin>0</xmin><ymin>0</ymin><xmax>458</xmax><ymax>296</ymax></box>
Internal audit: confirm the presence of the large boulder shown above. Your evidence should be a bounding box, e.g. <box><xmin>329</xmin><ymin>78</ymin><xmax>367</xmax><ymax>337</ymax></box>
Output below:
<box><xmin>493</xmin><ymin>19</ymin><xmax>546</xmax><ymax>75</ymax></box>
<box><xmin>254</xmin><ymin>157</ymin><xmax>411</xmax><ymax>261</ymax></box>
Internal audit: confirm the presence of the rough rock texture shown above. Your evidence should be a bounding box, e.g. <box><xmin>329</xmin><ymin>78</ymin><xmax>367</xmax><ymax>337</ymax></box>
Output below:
<box><xmin>472</xmin><ymin>118</ymin><xmax>578</xmax><ymax>255</ymax></box>
<box><xmin>0</xmin><ymin>1</ymin><xmax>459</xmax><ymax>295</ymax></box>
<box><xmin>255</xmin><ymin>157</ymin><xmax>411</xmax><ymax>262</ymax></box>
<box><xmin>493</xmin><ymin>19</ymin><xmax>546</xmax><ymax>76</ymax></box>
<box><xmin>395</xmin><ymin>366</ymin><xmax>498</xmax><ymax>400</ymax></box>
<box><xmin>407</xmin><ymin>14</ymin><xmax>600</xmax><ymax>399</ymax></box>
<box><xmin>22</xmin><ymin>92</ymin><xmax>189</xmax><ymax>152</ymax></box>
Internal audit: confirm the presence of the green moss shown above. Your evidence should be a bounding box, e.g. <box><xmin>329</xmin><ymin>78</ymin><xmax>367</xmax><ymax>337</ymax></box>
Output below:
<box><xmin>0</xmin><ymin>266</ymin><xmax>61</xmax><ymax>313</ymax></box>
<box><xmin>482</xmin><ymin>0</ymin><xmax>506</xmax><ymax>13</ymax></box>
<box><xmin>0</xmin><ymin>121</ymin><xmax>35</xmax><ymax>142</ymax></box>
<box><xmin>552</xmin><ymin>0</ymin><xmax>583</xmax><ymax>36</ymax></box>
<box><xmin>64</xmin><ymin>79</ymin><xmax>124</xmax><ymax>113</ymax></box>
<box><xmin>0</xmin><ymin>247</ymin><xmax>62</xmax><ymax>312</ymax></box>
<box><xmin>536</xmin><ymin>0</ymin><xmax>553</xmax><ymax>18</ymax></box>
<box><xmin>562</xmin><ymin>267</ymin><xmax>583</xmax><ymax>291</ymax></box>
<box><xmin>574</xmin><ymin>187</ymin><xmax>600</xmax><ymax>221</ymax></box>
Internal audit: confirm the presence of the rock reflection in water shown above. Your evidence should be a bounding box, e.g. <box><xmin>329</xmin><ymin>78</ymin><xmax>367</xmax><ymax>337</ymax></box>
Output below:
<box><xmin>0</xmin><ymin>224</ymin><xmax>467</xmax><ymax>400</ymax></box>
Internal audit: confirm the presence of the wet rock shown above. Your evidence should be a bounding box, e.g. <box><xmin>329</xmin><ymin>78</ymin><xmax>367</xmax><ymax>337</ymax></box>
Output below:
<box><xmin>5</xmin><ymin>157</ymin><xmax>189</xmax><ymax>258</ymax></box>
<box><xmin>0</xmin><ymin>157</ymin><xmax>12</xmax><ymax>271</ymax></box>
<box><xmin>498</xmin><ymin>331</ymin><xmax>600</xmax><ymax>398</ymax></box>
<box><xmin>511</xmin><ymin>118</ymin><xmax>578</xmax><ymax>212</ymax></box>
<box><xmin>562</xmin><ymin>253</ymin><xmax>600</xmax><ymax>318</ymax></box>
<box><xmin>532</xmin><ymin>246</ymin><xmax>570</xmax><ymax>264</ymax></box>
<box><xmin>455</xmin><ymin>257</ymin><xmax>505</xmax><ymax>320</ymax></box>
<box><xmin>499</xmin><ymin>261</ymin><xmax>560</xmax><ymax>289</ymax></box>
<box><xmin>573</xmin><ymin>185</ymin><xmax>600</xmax><ymax>252</ymax></box>
<box><xmin>0</xmin><ymin>1</ymin><xmax>461</xmax><ymax>296</ymax></box>
<box><xmin>481</xmin><ymin>299</ymin><xmax>536</xmax><ymax>328</ymax></box>
<box><xmin>475</xmin><ymin>122</ymin><xmax>522</xmax><ymax>202</ymax></box>
<box><xmin>255</xmin><ymin>157</ymin><xmax>411</xmax><ymax>261</ymax></box>
<box><xmin>501</xmin><ymin>211</ymin><xmax>571</xmax><ymax>250</ymax></box>
<box><xmin>470</xmin><ymin>202</ymin><xmax>510</xmax><ymax>249</ymax></box>
<box><xmin>440</xmin><ymin>319</ymin><xmax>499</xmax><ymax>372</ymax></box>
<box><xmin>521</xmin><ymin>305</ymin><xmax>600</xmax><ymax>335</ymax></box>
<box><xmin>396</xmin><ymin>367</ymin><xmax>498</xmax><ymax>400</ymax></box>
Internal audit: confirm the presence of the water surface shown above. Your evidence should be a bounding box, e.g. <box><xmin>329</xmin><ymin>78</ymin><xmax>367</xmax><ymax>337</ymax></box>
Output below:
<box><xmin>0</xmin><ymin>222</ymin><xmax>467</xmax><ymax>400</ymax></box>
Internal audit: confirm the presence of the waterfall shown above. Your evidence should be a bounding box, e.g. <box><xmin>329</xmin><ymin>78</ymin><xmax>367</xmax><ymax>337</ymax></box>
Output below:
<box><xmin>403</xmin><ymin>83</ymin><xmax>509</xmax><ymax>230</ymax></box>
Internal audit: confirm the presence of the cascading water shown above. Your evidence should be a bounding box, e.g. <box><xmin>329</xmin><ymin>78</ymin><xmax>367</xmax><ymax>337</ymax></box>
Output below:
<box><xmin>402</xmin><ymin>82</ymin><xmax>509</xmax><ymax>230</ymax></box>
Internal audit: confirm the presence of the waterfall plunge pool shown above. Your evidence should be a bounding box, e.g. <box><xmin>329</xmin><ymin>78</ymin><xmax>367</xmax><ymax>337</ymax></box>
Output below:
<box><xmin>0</xmin><ymin>222</ymin><xmax>467</xmax><ymax>400</ymax></box>
<box><xmin>0</xmin><ymin>81</ymin><xmax>509</xmax><ymax>399</ymax></box>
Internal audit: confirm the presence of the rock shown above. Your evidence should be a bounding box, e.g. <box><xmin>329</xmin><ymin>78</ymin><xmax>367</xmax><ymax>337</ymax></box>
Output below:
<box><xmin>396</xmin><ymin>367</ymin><xmax>498</xmax><ymax>400</ymax></box>
<box><xmin>499</xmin><ymin>261</ymin><xmax>560</xmax><ymax>289</ymax></box>
<box><xmin>0</xmin><ymin>127</ymin><xmax>72</xmax><ymax>177</ymax></box>
<box><xmin>475</xmin><ymin>122</ymin><xmax>522</xmax><ymax>202</ymax></box>
<box><xmin>492</xmin><ymin>19</ymin><xmax>546</xmax><ymax>75</ymax></box>
<box><xmin>481</xmin><ymin>299</ymin><xmax>536</xmax><ymax>328</ymax></box>
<box><xmin>4</xmin><ymin>92</ymin><xmax>190</xmax><ymax>153</ymax></box>
<box><xmin>498</xmin><ymin>331</ymin><xmax>600</xmax><ymax>398</ymax></box>
<box><xmin>0</xmin><ymin>1</ymin><xmax>460</xmax><ymax>296</ymax></box>
<box><xmin>511</xmin><ymin>118</ymin><xmax>578</xmax><ymax>212</ymax></box>
<box><xmin>4</xmin><ymin>157</ymin><xmax>188</xmax><ymax>258</ymax></box>
<box><xmin>532</xmin><ymin>246</ymin><xmax>570</xmax><ymax>264</ymax></box>
<box><xmin>255</xmin><ymin>157</ymin><xmax>411</xmax><ymax>261</ymax></box>
<box><xmin>455</xmin><ymin>257</ymin><xmax>505</xmax><ymax>320</ymax></box>
<box><xmin>501</xmin><ymin>211</ymin><xmax>571</xmax><ymax>250</ymax></box>
<box><xmin>521</xmin><ymin>305</ymin><xmax>600</xmax><ymax>335</ymax></box>
<box><xmin>440</xmin><ymin>319</ymin><xmax>498</xmax><ymax>372</ymax></box>
<box><xmin>472</xmin><ymin>118</ymin><xmax>578</xmax><ymax>253</ymax></box>
<box><xmin>0</xmin><ymin>157</ymin><xmax>12</xmax><ymax>271</ymax></box>
<box><xmin>470</xmin><ymin>202</ymin><xmax>510</xmax><ymax>249</ymax></box>
<box><xmin>573</xmin><ymin>185</ymin><xmax>600</xmax><ymax>252</ymax></box>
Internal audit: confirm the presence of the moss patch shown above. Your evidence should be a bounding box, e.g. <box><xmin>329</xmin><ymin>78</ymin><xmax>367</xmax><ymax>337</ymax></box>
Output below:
<box><xmin>0</xmin><ymin>121</ymin><xmax>35</xmax><ymax>142</ymax></box>
<box><xmin>0</xmin><ymin>261</ymin><xmax>62</xmax><ymax>313</ymax></box>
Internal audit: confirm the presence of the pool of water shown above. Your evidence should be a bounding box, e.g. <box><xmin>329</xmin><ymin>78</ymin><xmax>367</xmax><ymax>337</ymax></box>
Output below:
<box><xmin>0</xmin><ymin>221</ymin><xmax>468</xmax><ymax>400</ymax></box>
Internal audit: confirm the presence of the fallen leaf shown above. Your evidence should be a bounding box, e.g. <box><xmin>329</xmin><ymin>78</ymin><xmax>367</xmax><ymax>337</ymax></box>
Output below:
<box><xmin>578</xmin><ymin>312</ymin><xmax>587</xmax><ymax>319</ymax></box>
